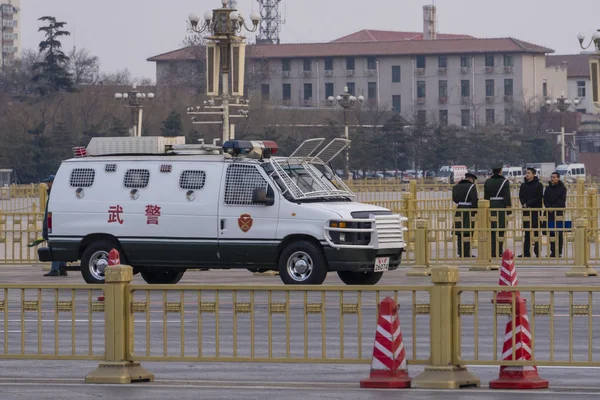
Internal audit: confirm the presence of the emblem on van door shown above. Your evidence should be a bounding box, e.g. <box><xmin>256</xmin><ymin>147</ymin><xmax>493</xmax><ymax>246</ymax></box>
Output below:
<box><xmin>238</xmin><ymin>214</ymin><xmax>253</xmax><ymax>233</ymax></box>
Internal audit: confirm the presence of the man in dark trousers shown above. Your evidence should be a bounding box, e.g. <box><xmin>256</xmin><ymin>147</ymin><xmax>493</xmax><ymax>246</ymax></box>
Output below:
<box><xmin>42</xmin><ymin>175</ymin><xmax>67</xmax><ymax>277</ymax></box>
<box><xmin>519</xmin><ymin>168</ymin><xmax>544</xmax><ymax>258</ymax></box>
<box><xmin>544</xmin><ymin>171</ymin><xmax>567</xmax><ymax>257</ymax></box>
<box><xmin>452</xmin><ymin>172</ymin><xmax>478</xmax><ymax>258</ymax></box>
<box><xmin>484</xmin><ymin>166</ymin><xmax>512</xmax><ymax>258</ymax></box>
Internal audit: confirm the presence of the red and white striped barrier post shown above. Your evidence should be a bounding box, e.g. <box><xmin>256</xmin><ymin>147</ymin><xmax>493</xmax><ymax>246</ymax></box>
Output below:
<box><xmin>98</xmin><ymin>248</ymin><xmax>120</xmax><ymax>302</ymax></box>
<box><xmin>493</xmin><ymin>248</ymin><xmax>521</xmax><ymax>304</ymax></box>
<box><xmin>360</xmin><ymin>297</ymin><xmax>411</xmax><ymax>389</ymax></box>
<box><xmin>489</xmin><ymin>296</ymin><xmax>548</xmax><ymax>389</ymax></box>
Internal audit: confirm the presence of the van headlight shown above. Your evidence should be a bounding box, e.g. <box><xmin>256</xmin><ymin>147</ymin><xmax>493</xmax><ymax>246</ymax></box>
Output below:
<box><xmin>328</xmin><ymin>221</ymin><xmax>372</xmax><ymax>245</ymax></box>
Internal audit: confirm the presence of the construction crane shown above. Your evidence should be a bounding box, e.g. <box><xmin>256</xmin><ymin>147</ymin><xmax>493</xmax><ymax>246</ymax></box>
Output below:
<box><xmin>256</xmin><ymin>0</ymin><xmax>285</xmax><ymax>44</ymax></box>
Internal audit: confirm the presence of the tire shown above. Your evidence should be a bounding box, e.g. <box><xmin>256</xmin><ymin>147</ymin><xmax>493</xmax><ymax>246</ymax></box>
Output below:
<box><xmin>140</xmin><ymin>268</ymin><xmax>185</xmax><ymax>284</ymax></box>
<box><xmin>337</xmin><ymin>271</ymin><xmax>383</xmax><ymax>286</ymax></box>
<box><xmin>80</xmin><ymin>240</ymin><xmax>122</xmax><ymax>284</ymax></box>
<box><xmin>278</xmin><ymin>241</ymin><xmax>327</xmax><ymax>285</ymax></box>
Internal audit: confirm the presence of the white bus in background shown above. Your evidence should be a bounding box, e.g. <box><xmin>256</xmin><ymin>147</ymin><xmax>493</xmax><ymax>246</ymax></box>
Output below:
<box><xmin>436</xmin><ymin>165</ymin><xmax>467</xmax><ymax>184</ymax></box>
<box><xmin>502</xmin><ymin>166</ymin><xmax>524</xmax><ymax>182</ymax></box>
<box><xmin>555</xmin><ymin>163</ymin><xmax>586</xmax><ymax>183</ymax></box>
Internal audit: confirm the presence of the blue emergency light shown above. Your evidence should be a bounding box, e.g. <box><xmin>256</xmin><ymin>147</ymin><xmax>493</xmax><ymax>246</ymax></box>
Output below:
<box><xmin>222</xmin><ymin>140</ymin><xmax>279</xmax><ymax>157</ymax></box>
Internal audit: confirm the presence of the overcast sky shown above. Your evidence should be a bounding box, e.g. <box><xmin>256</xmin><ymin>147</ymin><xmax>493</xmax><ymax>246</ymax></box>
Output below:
<box><xmin>21</xmin><ymin>0</ymin><xmax>600</xmax><ymax>81</ymax></box>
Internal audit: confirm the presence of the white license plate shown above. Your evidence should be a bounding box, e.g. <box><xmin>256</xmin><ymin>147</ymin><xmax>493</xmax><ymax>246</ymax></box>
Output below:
<box><xmin>374</xmin><ymin>257</ymin><xmax>390</xmax><ymax>272</ymax></box>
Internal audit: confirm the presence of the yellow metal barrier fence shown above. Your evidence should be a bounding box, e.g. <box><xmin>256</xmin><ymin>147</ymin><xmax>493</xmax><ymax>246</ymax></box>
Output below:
<box><xmin>0</xmin><ymin>211</ymin><xmax>45</xmax><ymax>264</ymax></box>
<box><xmin>0</xmin><ymin>184</ymin><xmax>45</xmax><ymax>213</ymax></box>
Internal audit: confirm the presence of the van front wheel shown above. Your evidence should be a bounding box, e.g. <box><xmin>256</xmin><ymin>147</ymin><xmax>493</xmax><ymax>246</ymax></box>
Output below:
<box><xmin>140</xmin><ymin>268</ymin><xmax>185</xmax><ymax>284</ymax></box>
<box><xmin>278</xmin><ymin>241</ymin><xmax>327</xmax><ymax>285</ymax></box>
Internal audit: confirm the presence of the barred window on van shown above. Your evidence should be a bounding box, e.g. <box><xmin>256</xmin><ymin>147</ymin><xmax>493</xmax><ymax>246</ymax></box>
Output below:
<box><xmin>179</xmin><ymin>170</ymin><xmax>206</xmax><ymax>190</ymax></box>
<box><xmin>123</xmin><ymin>169</ymin><xmax>150</xmax><ymax>188</ymax></box>
<box><xmin>69</xmin><ymin>168</ymin><xmax>96</xmax><ymax>187</ymax></box>
<box><xmin>224</xmin><ymin>164</ymin><xmax>268</xmax><ymax>206</ymax></box>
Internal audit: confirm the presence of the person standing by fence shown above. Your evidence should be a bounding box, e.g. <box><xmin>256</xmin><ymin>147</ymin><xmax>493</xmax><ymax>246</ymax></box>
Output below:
<box><xmin>484</xmin><ymin>166</ymin><xmax>512</xmax><ymax>258</ymax></box>
<box><xmin>42</xmin><ymin>175</ymin><xmax>67</xmax><ymax>277</ymax></box>
<box><xmin>544</xmin><ymin>172</ymin><xmax>567</xmax><ymax>258</ymax></box>
<box><xmin>452</xmin><ymin>172</ymin><xmax>478</xmax><ymax>258</ymax></box>
<box><xmin>519</xmin><ymin>168</ymin><xmax>544</xmax><ymax>258</ymax></box>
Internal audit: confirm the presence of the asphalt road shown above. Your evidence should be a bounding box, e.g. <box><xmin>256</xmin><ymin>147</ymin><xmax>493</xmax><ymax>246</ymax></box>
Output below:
<box><xmin>0</xmin><ymin>266</ymin><xmax>599</xmax><ymax>398</ymax></box>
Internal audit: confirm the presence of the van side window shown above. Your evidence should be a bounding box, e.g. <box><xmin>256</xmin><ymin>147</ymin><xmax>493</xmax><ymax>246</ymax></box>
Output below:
<box><xmin>179</xmin><ymin>170</ymin><xmax>206</xmax><ymax>190</ymax></box>
<box><xmin>123</xmin><ymin>169</ymin><xmax>150</xmax><ymax>188</ymax></box>
<box><xmin>224</xmin><ymin>164</ymin><xmax>268</xmax><ymax>206</ymax></box>
<box><xmin>69</xmin><ymin>168</ymin><xmax>95</xmax><ymax>187</ymax></box>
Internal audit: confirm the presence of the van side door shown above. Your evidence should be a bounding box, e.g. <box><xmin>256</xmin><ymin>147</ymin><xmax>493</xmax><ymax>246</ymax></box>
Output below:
<box><xmin>217</xmin><ymin>163</ymin><xmax>280</xmax><ymax>267</ymax></box>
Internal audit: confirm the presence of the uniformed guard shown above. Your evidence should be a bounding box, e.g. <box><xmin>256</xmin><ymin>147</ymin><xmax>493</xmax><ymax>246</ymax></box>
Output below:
<box><xmin>452</xmin><ymin>172</ymin><xmax>478</xmax><ymax>258</ymax></box>
<box><xmin>484</xmin><ymin>165</ymin><xmax>512</xmax><ymax>258</ymax></box>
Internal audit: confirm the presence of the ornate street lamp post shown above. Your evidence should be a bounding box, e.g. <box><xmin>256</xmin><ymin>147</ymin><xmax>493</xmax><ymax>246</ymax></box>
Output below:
<box><xmin>328</xmin><ymin>86</ymin><xmax>364</xmax><ymax>180</ymax></box>
<box><xmin>114</xmin><ymin>84</ymin><xmax>155</xmax><ymax>137</ymax></box>
<box><xmin>187</xmin><ymin>0</ymin><xmax>260</xmax><ymax>144</ymax></box>
<box><xmin>546</xmin><ymin>93</ymin><xmax>580</xmax><ymax>164</ymax></box>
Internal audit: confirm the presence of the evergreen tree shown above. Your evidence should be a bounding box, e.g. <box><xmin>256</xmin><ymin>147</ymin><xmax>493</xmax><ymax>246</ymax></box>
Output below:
<box><xmin>32</xmin><ymin>16</ymin><xmax>73</xmax><ymax>96</ymax></box>
<box><xmin>161</xmin><ymin>110</ymin><xmax>184</xmax><ymax>137</ymax></box>
<box><xmin>107</xmin><ymin>117</ymin><xmax>129</xmax><ymax>137</ymax></box>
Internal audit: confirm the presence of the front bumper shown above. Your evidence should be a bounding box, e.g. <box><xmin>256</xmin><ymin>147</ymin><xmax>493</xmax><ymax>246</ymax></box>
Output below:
<box><xmin>324</xmin><ymin>247</ymin><xmax>404</xmax><ymax>272</ymax></box>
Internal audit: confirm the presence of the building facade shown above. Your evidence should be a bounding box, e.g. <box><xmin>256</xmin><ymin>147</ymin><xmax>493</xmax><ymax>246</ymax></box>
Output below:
<box><xmin>547</xmin><ymin>54</ymin><xmax>597</xmax><ymax>115</ymax></box>
<box><xmin>0</xmin><ymin>0</ymin><xmax>20</xmax><ymax>71</ymax></box>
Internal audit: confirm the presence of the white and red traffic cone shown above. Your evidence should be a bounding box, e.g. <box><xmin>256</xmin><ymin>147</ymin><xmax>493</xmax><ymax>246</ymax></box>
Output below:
<box><xmin>360</xmin><ymin>297</ymin><xmax>411</xmax><ymax>389</ymax></box>
<box><xmin>489</xmin><ymin>296</ymin><xmax>548</xmax><ymax>389</ymax></box>
<box><xmin>97</xmin><ymin>248</ymin><xmax>120</xmax><ymax>301</ymax></box>
<box><xmin>492</xmin><ymin>248</ymin><xmax>521</xmax><ymax>304</ymax></box>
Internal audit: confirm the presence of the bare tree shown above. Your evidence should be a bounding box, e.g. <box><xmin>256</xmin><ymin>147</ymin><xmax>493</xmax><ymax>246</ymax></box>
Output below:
<box><xmin>67</xmin><ymin>47</ymin><xmax>100</xmax><ymax>85</ymax></box>
<box><xmin>99</xmin><ymin>68</ymin><xmax>133</xmax><ymax>85</ymax></box>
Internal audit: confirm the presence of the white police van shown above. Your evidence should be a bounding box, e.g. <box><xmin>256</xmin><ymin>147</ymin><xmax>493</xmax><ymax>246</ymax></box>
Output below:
<box><xmin>38</xmin><ymin>136</ymin><xmax>407</xmax><ymax>286</ymax></box>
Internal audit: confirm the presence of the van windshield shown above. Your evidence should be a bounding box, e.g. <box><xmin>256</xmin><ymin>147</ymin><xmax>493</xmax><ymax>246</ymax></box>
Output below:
<box><xmin>263</xmin><ymin>160</ymin><xmax>354</xmax><ymax>202</ymax></box>
<box><xmin>556</xmin><ymin>168</ymin><xmax>568</xmax><ymax>176</ymax></box>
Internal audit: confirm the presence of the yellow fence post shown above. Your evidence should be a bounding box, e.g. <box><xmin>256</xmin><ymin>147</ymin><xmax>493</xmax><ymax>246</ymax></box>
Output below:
<box><xmin>85</xmin><ymin>264</ymin><xmax>154</xmax><ymax>384</ymax></box>
<box><xmin>409</xmin><ymin>180</ymin><xmax>417</xmax><ymax>201</ymax></box>
<box><xmin>565</xmin><ymin>218</ymin><xmax>597</xmax><ymax>277</ymax></box>
<box><xmin>407</xmin><ymin>219</ymin><xmax>431</xmax><ymax>276</ymax></box>
<box><xmin>38</xmin><ymin>184</ymin><xmax>48</xmax><ymax>213</ymax></box>
<box><xmin>0</xmin><ymin>211</ymin><xmax>5</xmax><ymax>243</ymax></box>
<box><xmin>470</xmin><ymin>200</ymin><xmax>498</xmax><ymax>271</ymax></box>
<box><xmin>402</xmin><ymin>192</ymin><xmax>415</xmax><ymax>252</ymax></box>
<box><xmin>412</xmin><ymin>266</ymin><xmax>480</xmax><ymax>389</ymax></box>
<box><xmin>587</xmin><ymin>188</ymin><xmax>598</xmax><ymax>242</ymax></box>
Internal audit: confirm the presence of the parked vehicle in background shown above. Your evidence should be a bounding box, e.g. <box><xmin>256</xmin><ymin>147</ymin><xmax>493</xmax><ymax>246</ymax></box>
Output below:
<box><xmin>555</xmin><ymin>163</ymin><xmax>586</xmax><ymax>183</ymax></box>
<box><xmin>436</xmin><ymin>165</ymin><xmax>467</xmax><ymax>184</ymax></box>
<box><xmin>526</xmin><ymin>163</ymin><xmax>555</xmax><ymax>179</ymax></box>
<box><xmin>502</xmin><ymin>166</ymin><xmax>523</xmax><ymax>182</ymax></box>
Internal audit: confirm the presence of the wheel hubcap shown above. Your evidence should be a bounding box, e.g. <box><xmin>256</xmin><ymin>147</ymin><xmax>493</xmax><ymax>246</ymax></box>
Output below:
<box><xmin>287</xmin><ymin>252</ymin><xmax>314</xmax><ymax>282</ymax></box>
<box><xmin>89</xmin><ymin>250</ymin><xmax>109</xmax><ymax>281</ymax></box>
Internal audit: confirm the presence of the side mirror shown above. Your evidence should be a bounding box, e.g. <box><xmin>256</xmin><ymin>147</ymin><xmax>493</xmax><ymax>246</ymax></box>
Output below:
<box><xmin>252</xmin><ymin>187</ymin><xmax>274</xmax><ymax>206</ymax></box>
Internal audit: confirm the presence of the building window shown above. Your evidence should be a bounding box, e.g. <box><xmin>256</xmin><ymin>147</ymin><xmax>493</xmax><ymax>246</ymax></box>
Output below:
<box><xmin>439</xmin><ymin>110</ymin><xmax>448</xmax><ymax>126</ymax></box>
<box><xmin>438</xmin><ymin>56</ymin><xmax>447</xmax><ymax>68</ymax></box>
<box><xmin>438</xmin><ymin>80</ymin><xmax>448</xmax><ymax>98</ymax></box>
<box><xmin>367</xmin><ymin>56</ymin><xmax>377</xmax><ymax>70</ymax></box>
<box><xmin>261</xmin><ymin>84</ymin><xmax>270</xmax><ymax>101</ymax></box>
<box><xmin>392</xmin><ymin>95</ymin><xmax>401</xmax><ymax>112</ymax></box>
<box><xmin>486</xmin><ymin>109</ymin><xmax>495</xmax><ymax>125</ymax></box>
<box><xmin>282</xmin><ymin>59</ymin><xmax>290</xmax><ymax>72</ymax></box>
<box><xmin>303</xmin><ymin>58</ymin><xmax>311</xmax><ymax>72</ymax></box>
<box><xmin>504</xmin><ymin>79</ymin><xmax>514</xmax><ymax>96</ymax></box>
<box><xmin>417</xmin><ymin>81</ymin><xmax>426</xmax><ymax>98</ymax></box>
<box><xmin>485</xmin><ymin>79</ymin><xmax>494</xmax><ymax>97</ymax></box>
<box><xmin>346</xmin><ymin>57</ymin><xmax>355</xmax><ymax>71</ymax></box>
<box><xmin>392</xmin><ymin>66</ymin><xmax>401</xmax><ymax>82</ymax></box>
<box><xmin>304</xmin><ymin>83</ymin><xmax>313</xmax><ymax>100</ymax></box>
<box><xmin>543</xmin><ymin>80</ymin><xmax>548</xmax><ymax>97</ymax></box>
<box><xmin>417</xmin><ymin>110</ymin><xmax>427</xmax><ymax>125</ymax></box>
<box><xmin>282</xmin><ymin>84</ymin><xmax>291</xmax><ymax>100</ymax></box>
<box><xmin>325</xmin><ymin>82</ymin><xmax>334</xmax><ymax>99</ymax></box>
<box><xmin>346</xmin><ymin>82</ymin><xmax>355</xmax><ymax>96</ymax></box>
<box><xmin>503</xmin><ymin>54</ymin><xmax>514</xmax><ymax>66</ymax></box>
<box><xmin>578</xmin><ymin>81</ymin><xmax>586</xmax><ymax>98</ymax></box>
<box><xmin>368</xmin><ymin>82</ymin><xmax>377</xmax><ymax>99</ymax></box>
<box><xmin>505</xmin><ymin>108</ymin><xmax>513</xmax><ymax>125</ymax></box>
<box><xmin>324</xmin><ymin>57</ymin><xmax>333</xmax><ymax>71</ymax></box>
<box><xmin>485</xmin><ymin>54</ymin><xmax>495</xmax><ymax>67</ymax></box>
<box><xmin>461</xmin><ymin>110</ymin><xmax>471</xmax><ymax>127</ymax></box>
<box><xmin>416</xmin><ymin>55</ymin><xmax>426</xmax><ymax>69</ymax></box>
<box><xmin>460</xmin><ymin>56</ymin><xmax>471</xmax><ymax>68</ymax></box>
<box><xmin>461</xmin><ymin>80</ymin><xmax>470</xmax><ymax>97</ymax></box>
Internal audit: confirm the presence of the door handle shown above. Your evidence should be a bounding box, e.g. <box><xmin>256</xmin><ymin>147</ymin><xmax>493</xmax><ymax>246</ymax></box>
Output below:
<box><xmin>220</xmin><ymin>219</ymin><xmax>225</xmax><ymax>230</ymax></box>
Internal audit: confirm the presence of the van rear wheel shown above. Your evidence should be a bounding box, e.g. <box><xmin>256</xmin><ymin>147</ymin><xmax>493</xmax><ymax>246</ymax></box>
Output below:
<box><xmin>81</xmin><ymin>241</ymin><xmax>120</xmax><ymax>284</ymax></box>
<box><xmin>140</xmin><ymin>268</ymin><xmax>185</xmax><ymax>284</ymax></box>
<box><xmin>337</xmin><ymin>271</ymin><xmax>383</xmax><ymax>286</ymax></box>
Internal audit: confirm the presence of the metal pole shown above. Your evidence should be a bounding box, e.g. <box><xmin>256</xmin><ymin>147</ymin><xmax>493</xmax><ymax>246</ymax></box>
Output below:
<box><xmin>222</xmin><ymin>71</ymin><xmax>230</xmax><ymax>144</ymax></box>
<box><xmin>130</xmin><ymin>108</ymin><xmax>137</xmax><ymax>137</ymax></box>
<box><xmin>137</xmin><ymin>108</ymin><xmax>143</xmax><ymax>137</ymax></box>
<box><xmin>345</xmin><ymin>124</ymin><xmax>350</xmax><ymax>180</ymax></box>
<box><xmin>561</xmin><ymin>111</ymin><xmax>565</xmax><ymax>164</ymax></box>
<box><xmin>230</xmin><ymin>123</ymin><xmax>235</xmax><ymax>140</ymax></box>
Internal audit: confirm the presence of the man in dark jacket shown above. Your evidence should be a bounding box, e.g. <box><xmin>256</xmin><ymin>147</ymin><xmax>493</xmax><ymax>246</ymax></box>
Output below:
<box><xmin>452</xmin><ymin>172</ymin><xmax>478</xmax><ymax>258</ymax></box>
<box><xmin>484</xmin><ymin>166</ymin><xmax>512</xmax><ymax>258</ymax></box>
<box><xmin>519</xmin><ymin>168</ymin><xmax>544</xmax><ymax>258</ymax></box>
<box><xmin>544</xmin><ymin>171</ymin><xmax>567</xmax><ymax>257</ymax></box>
<box><xmin>42</xmin><ymin>175</ymin><xmax>67</xmax><ymax>277</ymax></box>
